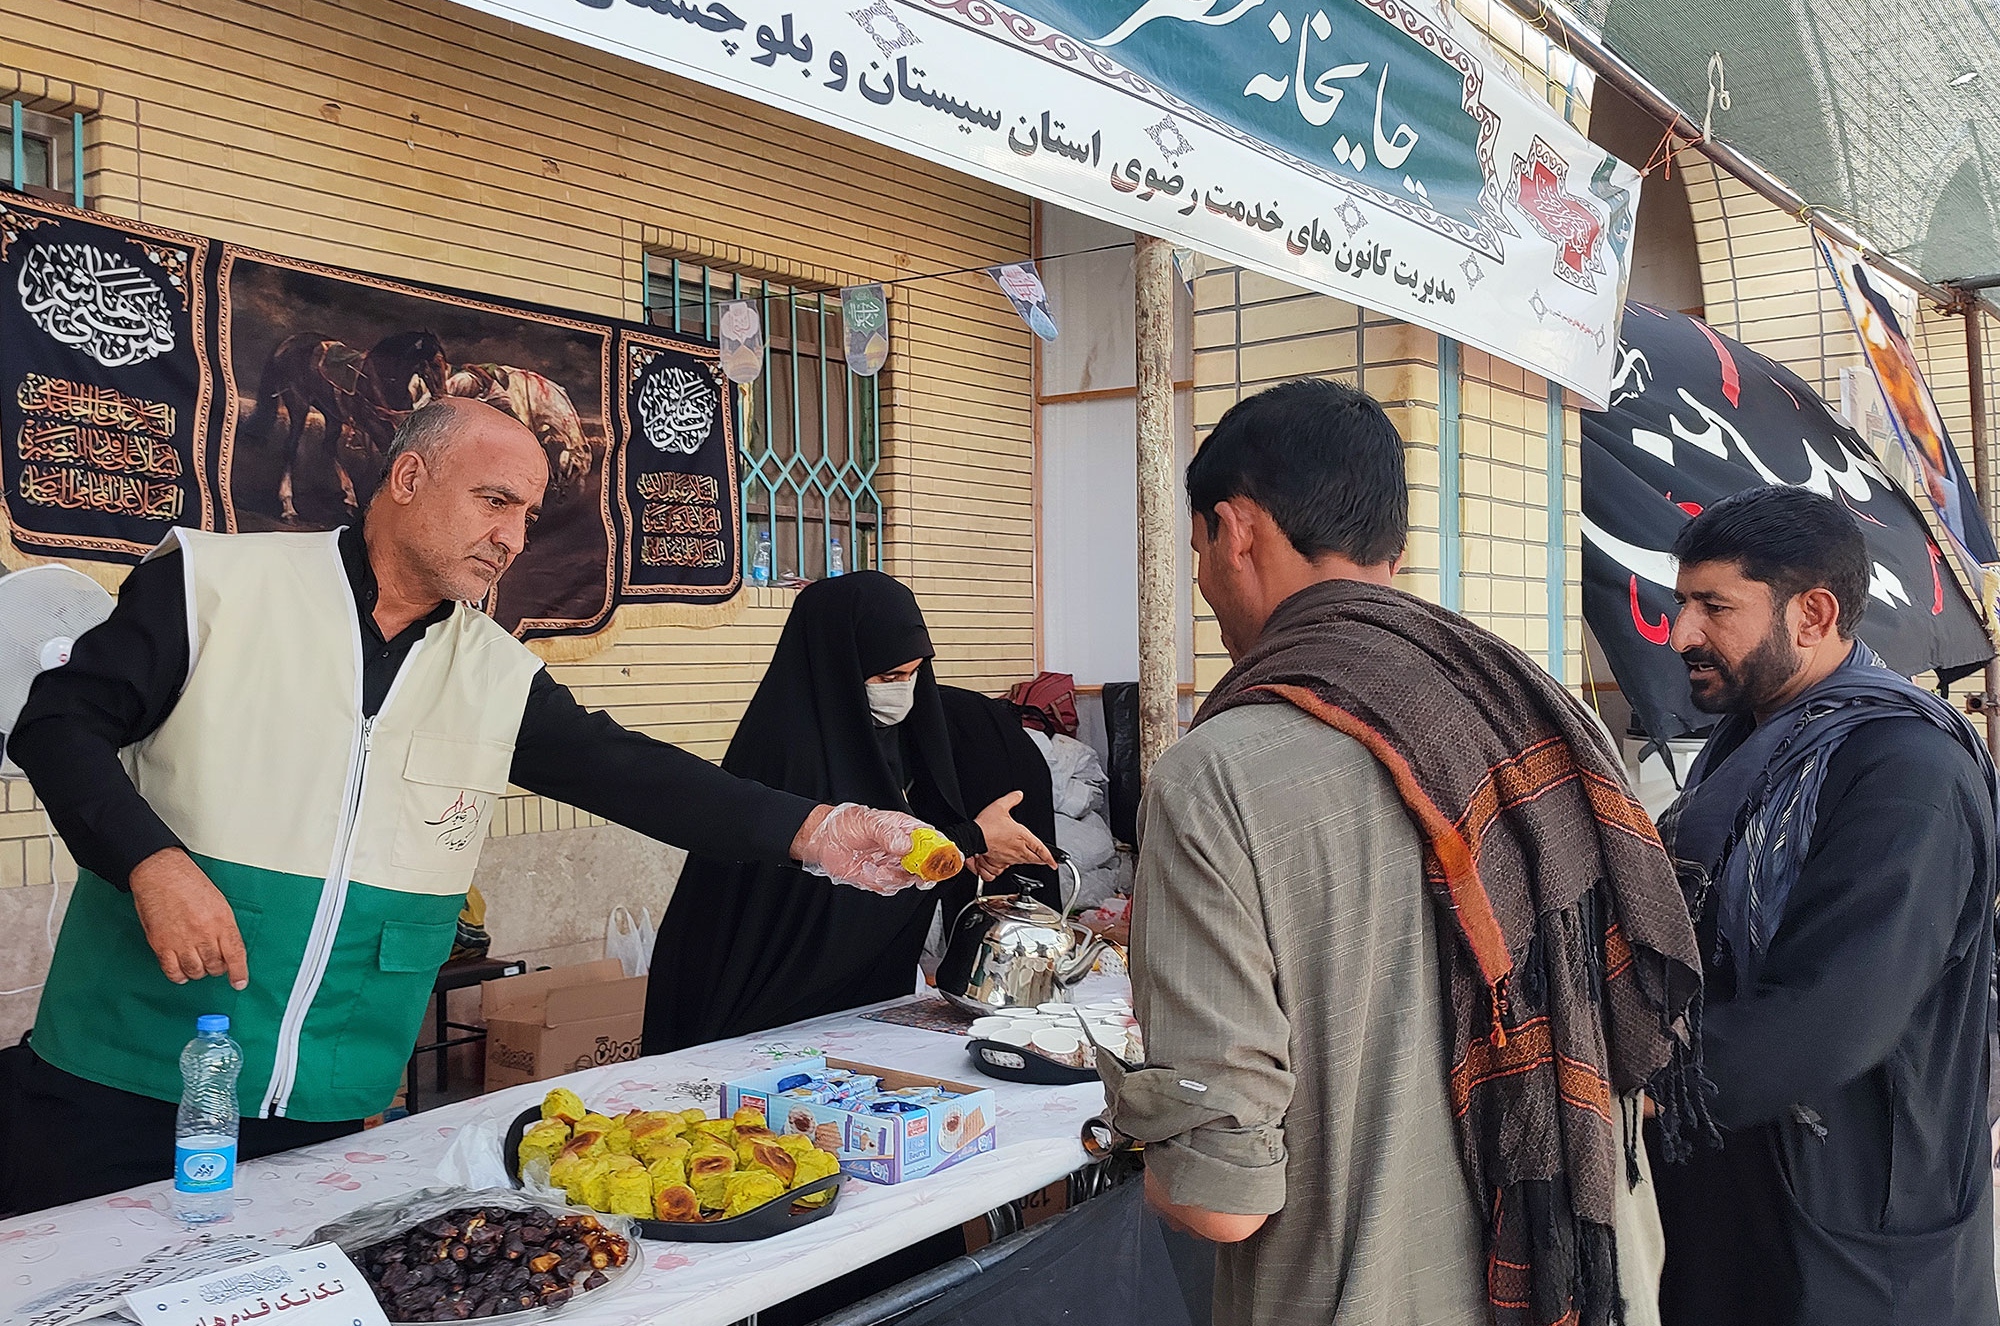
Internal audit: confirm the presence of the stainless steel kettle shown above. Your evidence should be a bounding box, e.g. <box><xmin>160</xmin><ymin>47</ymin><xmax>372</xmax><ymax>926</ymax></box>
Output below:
<box><xmin>935</xmin><ymin>860</ymin><xmax>1108</xmax><ymax>1016</ymax></box>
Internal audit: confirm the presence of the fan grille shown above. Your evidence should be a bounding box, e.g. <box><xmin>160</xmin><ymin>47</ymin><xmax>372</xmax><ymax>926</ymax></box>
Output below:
<box><xmin>0</xmin><ymin>565</ymin><xmax>116</xmax><ymax>744</ymax></box>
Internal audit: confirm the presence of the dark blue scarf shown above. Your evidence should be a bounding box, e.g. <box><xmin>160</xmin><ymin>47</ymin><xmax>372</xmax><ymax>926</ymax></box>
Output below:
<box><xmin>1673</xmin><ymin>640</ymin><xmax>1997</xmax><ymax>984</ymax></box>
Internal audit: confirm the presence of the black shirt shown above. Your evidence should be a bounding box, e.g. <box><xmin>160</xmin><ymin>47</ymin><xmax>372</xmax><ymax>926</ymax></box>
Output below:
<box><xmin>7</xmin><ymin>527</ymin><xmax>816</xmax><ymax>886</ymax></box>
<box><xmin>1652</xmin><ymin>715</ymin><xmax>2000</xmax><ymax>1326</ymax></box>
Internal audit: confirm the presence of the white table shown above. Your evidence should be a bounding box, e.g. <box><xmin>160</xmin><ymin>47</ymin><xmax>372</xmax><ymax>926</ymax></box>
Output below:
<box><xmin>0</xmin><ymin>983</ymin><xmax>1121</xmax><ymax>1326</ymax></box>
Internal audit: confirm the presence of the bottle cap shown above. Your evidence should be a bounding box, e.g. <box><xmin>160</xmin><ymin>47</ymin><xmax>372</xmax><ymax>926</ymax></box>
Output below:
<box><xmin>197</xmin><ymin>1014</ymin><xmax>230</xmax><ymax>1034</ymax></box>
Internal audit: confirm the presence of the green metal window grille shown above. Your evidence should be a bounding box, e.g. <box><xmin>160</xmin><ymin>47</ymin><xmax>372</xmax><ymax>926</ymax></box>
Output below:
<box><xmin>8</xmin><ymin>103</ymin><xmax>84</xmax><ymax>207</ymax></box>
<box><xmin>644</xmin><ymin>258</ymin><xmax>882</xmax><ymax>585</ymax></box>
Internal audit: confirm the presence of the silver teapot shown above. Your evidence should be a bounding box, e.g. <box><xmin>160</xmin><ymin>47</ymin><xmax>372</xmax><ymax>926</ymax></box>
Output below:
<box><xmin>936</xmin><ymin>861</ymin><xmax>1108</xmax><ymax>1016</ymax></box>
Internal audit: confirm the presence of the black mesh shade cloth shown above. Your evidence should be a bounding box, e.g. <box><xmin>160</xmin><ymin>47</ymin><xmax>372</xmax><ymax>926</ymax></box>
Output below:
<box><xmin>1581</xmin><ymin>0</ymin><xmax>2000</xmax><ymax>286</ymax></box>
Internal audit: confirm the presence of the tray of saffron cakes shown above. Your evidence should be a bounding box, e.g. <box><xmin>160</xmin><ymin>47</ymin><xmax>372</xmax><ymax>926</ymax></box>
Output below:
<box><xmin>506</xmin><ymin>1088</ymin><xmax>844</xmax><ymax>1243</ymax></box>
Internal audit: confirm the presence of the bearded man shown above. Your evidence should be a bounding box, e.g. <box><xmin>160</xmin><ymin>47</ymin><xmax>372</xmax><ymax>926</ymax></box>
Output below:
<box><xmin>1651</xmin><ymin>485</ymin><xmax>1999</xmax><ymax>1326</ymax></box>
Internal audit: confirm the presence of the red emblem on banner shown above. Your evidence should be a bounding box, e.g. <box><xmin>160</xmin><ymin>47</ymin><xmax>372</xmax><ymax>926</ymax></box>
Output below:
<box><xmin>1512</xmin><ymin>138</ymin><xmax>1606</xmax><ymax>293</ymax></box>
<box><xmin>1629</xmin><ymin>575</ymin><xmax>1671</xmax><ymax>645</ymax></box>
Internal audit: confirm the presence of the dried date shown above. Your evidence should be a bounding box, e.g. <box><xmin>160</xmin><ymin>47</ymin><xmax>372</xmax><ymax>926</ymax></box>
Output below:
<box><xmin>355</xmin><ymin>1206</ymin><xmax>629</xmax><ymax>1321</ymax></box>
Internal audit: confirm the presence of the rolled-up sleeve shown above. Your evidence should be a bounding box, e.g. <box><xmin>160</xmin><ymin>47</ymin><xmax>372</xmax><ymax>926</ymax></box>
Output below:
<box><xmin>1107</xmin><ymin>735</ymin><xmax>1293</xmax><ymax>1216</ymax></box>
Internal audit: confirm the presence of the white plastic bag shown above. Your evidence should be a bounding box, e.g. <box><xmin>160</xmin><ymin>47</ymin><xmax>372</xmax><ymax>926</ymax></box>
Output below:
<box><xmin>603</xmin><ymin>906</ymin><xmax>655</xmax><ymax>978</ymax></box>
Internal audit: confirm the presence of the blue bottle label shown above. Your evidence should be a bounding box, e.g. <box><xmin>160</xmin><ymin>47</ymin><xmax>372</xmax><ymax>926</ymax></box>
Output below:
<box><xmin>174</xmin><ymin>1136</ymin><xmax>237</xmax><ymax>1193</ymax></box>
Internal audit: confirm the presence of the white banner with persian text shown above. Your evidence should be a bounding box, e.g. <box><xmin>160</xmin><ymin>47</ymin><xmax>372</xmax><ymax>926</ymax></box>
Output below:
<box><xmin>443</xmin><ymin>0</ymin><xmax>1640</xmax><ymax>403</ymax></box>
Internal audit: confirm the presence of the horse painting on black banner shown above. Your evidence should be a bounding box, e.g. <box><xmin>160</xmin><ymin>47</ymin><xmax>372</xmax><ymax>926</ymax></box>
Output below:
<box><xmin>1581</xmin><ymin>304</ymin><xmax>1993</xmax><ymax>743</ymax></box>
<box><xmin>216</xmin><ymin>251</ymin><xmax>618</xmax><ymax>639</ymax></box>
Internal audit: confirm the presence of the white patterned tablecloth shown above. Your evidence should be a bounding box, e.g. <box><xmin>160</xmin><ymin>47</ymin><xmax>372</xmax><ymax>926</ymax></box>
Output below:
<box><xmin>0</xmin><ymin>981</ymin><xmax>1122</xmax><ymax>1326</ymax></box>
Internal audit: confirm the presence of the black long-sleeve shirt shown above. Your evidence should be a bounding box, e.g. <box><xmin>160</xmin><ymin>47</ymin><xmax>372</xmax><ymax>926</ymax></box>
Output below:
<box><xmin>1652</xmin><ymin>715</ymin><xmax>2000</xmax><ymax>1326</ymax></box>
<box><xmin>7</xmin><ymin>527</ymin><xmax>816</xmax><ymax>887</ymax></box>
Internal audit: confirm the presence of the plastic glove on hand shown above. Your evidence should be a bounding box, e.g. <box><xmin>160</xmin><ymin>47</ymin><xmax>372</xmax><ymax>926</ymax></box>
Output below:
<box><xmin>798</xmin><ymin>803</ymin><xmax>959</xmax><ymax>895</ymax></box>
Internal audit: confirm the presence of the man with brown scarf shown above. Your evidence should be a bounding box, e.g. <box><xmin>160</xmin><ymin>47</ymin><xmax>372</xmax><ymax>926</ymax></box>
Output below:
<box><xmin>1101</xmin><ymin>379</ymin><xmax>1702</xmax><ymax>1326</ymax></box>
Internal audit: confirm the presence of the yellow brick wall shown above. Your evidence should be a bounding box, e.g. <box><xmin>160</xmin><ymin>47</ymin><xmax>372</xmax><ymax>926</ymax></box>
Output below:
<box><xmin>1188</xmin><ymin>268</ymin><xmax>1584</xmax><ymax>699</ymax></box>
<box><xmin>1678</xmin><ymin>152</ymin><xmax>1865</xmax><ymax>409</ymax></box>
<box><xmin>0</xmin><ymin>0</ymin><xmax>1035</xmax><ymax>887</ymax></box>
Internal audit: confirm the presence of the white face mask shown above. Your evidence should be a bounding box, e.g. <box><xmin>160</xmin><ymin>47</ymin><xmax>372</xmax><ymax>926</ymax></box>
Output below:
<box><xmin>867</xmin><ymin>677</ymin><xmax>919</xmax><ymax>727</ymax></box>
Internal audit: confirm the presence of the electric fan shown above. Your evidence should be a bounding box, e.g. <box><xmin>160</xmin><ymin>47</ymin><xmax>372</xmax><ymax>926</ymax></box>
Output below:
<box><xmin>0</xmin><ymin>564</ymin><xmax>115</xmax><ymax>777</ymax></box>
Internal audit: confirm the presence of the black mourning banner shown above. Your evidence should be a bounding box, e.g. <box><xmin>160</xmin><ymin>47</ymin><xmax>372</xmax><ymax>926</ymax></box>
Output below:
<box><xmin>0</xmin><ymin>190</ymin><xmax>738</xmax><ymax>643</ymax></box>
<box><xmin>614</xmin><ymin>330</ymin><xmax>740</xmax><ymax>604</ymax></box>
<box><xmin>0</xmin><ymin>200</ymin><xmax>216</xmax><ymax>560</ymax></box>
<box><xmin>1582</xmin><ymin>303</ymin><xmax>1993</xmax><ymax>742</ymax></box>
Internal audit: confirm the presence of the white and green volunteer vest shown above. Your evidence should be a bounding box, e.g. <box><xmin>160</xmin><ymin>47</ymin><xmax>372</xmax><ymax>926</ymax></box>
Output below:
<box><xmin>35</xmin><ymin>529</ymin><xmax>542</xmax><ymax>1121</ymax></box>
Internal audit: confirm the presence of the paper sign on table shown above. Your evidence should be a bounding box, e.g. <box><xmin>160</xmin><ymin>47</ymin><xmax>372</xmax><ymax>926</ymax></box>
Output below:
<box><xmin>125</xmin><ymin>1244</ymin><xmax>386</xmax><ymax>1326</ymax></box>
<box><xmin>13</xmin><ymin>1234</ymin><xmax>282</xmax><ymax>1326</ymax></box>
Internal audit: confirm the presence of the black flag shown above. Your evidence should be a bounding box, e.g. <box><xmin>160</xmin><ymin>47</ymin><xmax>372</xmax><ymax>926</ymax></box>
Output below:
<box><xmin>1582</xmin><ymin>304</ymin><xmax>1992</xmax><ymax>742</ymax></box>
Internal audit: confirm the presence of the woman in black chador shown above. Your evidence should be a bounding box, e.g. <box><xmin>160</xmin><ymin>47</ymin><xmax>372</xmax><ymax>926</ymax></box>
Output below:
<box><xmin>643</xmin><ymin>571</ymin><xmax>1058</xmax><ymax>1054</ymax></box>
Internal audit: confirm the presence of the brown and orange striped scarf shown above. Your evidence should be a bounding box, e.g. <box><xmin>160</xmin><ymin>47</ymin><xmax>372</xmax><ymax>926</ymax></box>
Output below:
<box><xmin>1198</xmin><ymin>579</ymin><xmax>1702</xmax><ymax>1326</ymax></box>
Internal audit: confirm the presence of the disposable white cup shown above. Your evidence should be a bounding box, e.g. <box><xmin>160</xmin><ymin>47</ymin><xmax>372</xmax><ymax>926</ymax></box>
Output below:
<box><xmin>1031</xmin><ymin>1028</ymin><xmax>1082</xmax><ymax>1058</ymax></box>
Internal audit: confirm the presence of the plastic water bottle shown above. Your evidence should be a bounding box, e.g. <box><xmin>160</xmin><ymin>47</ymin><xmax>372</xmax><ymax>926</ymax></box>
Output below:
<box><xmin>175</xmin><ymin>1014</ymin><xmax>242</xmax><ymax>1224</ymax></box>
<box><xmin>827</xmin><ymin>536</ymin><xmax>845</xmax><ymax>577</ymax></box>
<box><xmin>751</xmin><ymin>529</ymin><xmax>773</xmax><ymax>585</ymax></box>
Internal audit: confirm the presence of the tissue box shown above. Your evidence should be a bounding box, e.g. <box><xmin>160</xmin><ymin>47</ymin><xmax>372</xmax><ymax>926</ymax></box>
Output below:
<box><xmin>723</xmin><ymin>1056</ymin><xmax>998</xmax><ymax>1184</ymax></box>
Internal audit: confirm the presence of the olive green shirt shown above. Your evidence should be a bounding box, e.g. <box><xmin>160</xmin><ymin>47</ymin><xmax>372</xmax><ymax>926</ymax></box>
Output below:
<box><xmin>1108</xmin><ymin>704</ymin><xmax>1487</xmax><ymax>1326</ymax></box>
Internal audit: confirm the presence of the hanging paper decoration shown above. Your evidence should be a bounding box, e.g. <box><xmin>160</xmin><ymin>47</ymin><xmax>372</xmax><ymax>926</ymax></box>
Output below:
<box><xmin>1171</xmin><ymin>247</ymin><xmax>1206</xmax><ymax>294</ymax></box>
<box><xmin>716</xmin><ymin>298</ymin><xmax>764</xmax><ymax>384</ymax></box>
<box><xmin>840</xmin><ymin>283</ymin><xmax>890</xmax><ymax>377</ymax></box>
<box><xmin>986</xmin><ymin>262</ymin><xmax>1058</xmax><ymax>342</ymax></box>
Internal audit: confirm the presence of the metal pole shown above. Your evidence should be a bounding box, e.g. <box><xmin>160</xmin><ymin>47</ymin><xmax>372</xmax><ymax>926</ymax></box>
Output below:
<box><xmin>1963</xmin><ymin>296</ymin><xmax>2000</xmax><ymax>754</ymax></box>
<box><xmin>1134</xmin><ymin>234</ymin><xmax>1177</xmax><ymax>778</ymax></box>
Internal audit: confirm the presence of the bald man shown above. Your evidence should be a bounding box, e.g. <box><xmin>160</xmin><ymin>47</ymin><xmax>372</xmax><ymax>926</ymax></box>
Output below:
<box><xmin>4</xmin><ymin>399</ymin><xmax>933</xmax><ymax>1212</ymax></box>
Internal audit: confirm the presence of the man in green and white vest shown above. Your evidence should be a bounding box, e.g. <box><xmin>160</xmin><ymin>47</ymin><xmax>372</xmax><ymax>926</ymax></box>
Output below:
<box><xmin>4</xmin><ymin>398</ymin><xmax>938</xmax><ymax>1212</ymax></box>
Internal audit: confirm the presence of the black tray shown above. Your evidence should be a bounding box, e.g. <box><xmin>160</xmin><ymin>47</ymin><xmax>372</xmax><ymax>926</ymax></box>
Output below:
<box><xmin>966</xmin><ymin>1038</ymin><xmax>1100</xmax><ymax>1085</ymax></box>
<box><xmin>503</xmin><ymin>1107</ymin><xmax>843</xmax><ymax>1243</ymax></box>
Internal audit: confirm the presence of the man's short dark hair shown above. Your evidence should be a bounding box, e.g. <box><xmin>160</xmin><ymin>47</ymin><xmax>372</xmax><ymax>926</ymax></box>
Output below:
<box><xmin>1670</xmin><ymin>486</ymin><xmax>1870</xmax><ymax>635</ymax></box>
<box><xmin>1185</xmin><ymin>378</ymin><xmax>1407</xmax><ymax>565</ymax></box>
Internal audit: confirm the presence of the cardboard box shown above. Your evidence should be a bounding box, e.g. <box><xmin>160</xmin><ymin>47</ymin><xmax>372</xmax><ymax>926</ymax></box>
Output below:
<box><xmin>482</xmin><ymin>959</ymin><xmax>647</xmax><ymax>1091</ymax></box>
<box><xmin>962</xmin><ymin>1179</ymin><xmax>1069</xmax><ymax>1252</ymax></box>
<box><xmin>724</xmin><ymin>1055</ymin><xmax>998</xmax><ymax>1185</ymax></box>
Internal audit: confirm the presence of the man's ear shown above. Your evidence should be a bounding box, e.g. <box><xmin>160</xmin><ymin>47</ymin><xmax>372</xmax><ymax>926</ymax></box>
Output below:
<box><xmin>1211</xmin><ymin>497</ymin><xmax>1259</xmax><ymax>566</ymax></box>
<box><xmin>380</xmin><ymin>451</ymin><xmax>425</xmax><ymax>507</ymax></box>
<box><xmin>1793</xmin><ymin>585</ymin><xmax>1844</xmax><ymax>646</ymax></box>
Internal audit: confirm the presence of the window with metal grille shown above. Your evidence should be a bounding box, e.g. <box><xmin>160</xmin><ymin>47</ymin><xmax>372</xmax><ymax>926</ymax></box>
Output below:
<box><xmin>8</xmin><ymin>102</ymin><xmax>84</xmax><ymax>207</ymax></box>
<box><xmin>644</xmin><ymin>258</ymin><xmax>882</xmax><ymax>584</ymax></box>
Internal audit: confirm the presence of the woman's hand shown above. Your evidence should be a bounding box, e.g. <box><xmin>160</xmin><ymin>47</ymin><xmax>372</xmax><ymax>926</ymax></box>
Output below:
<box><xmin>969</xmin><ymin>791</ymin><xmax>1059</xmax><ymax>882</ymax></box>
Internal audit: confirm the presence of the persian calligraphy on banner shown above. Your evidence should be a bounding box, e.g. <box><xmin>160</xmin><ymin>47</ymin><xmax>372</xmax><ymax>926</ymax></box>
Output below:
<box><xmin>1581</xmin><ymin>305</ymin><xmax>1993</xmax><ymax>743</ymax></box>
<box><xmin>433</xmin><ymin>0</ymin><xmax>1639</xmax><ymax>402</ymax></box>
<box><xmin>0</xmin><ymin>201</ymin><xmax>215</xmax><ymax>560</ymax></box>
<box><xmin>616</xmin><ymin>331</ymin><xmax>740</xmax><ymax>600</ymax></box>
<box><xmin>0</xmin><ymin>190</ymin><xmax>738</xmax><ymax>652</ymax></box>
